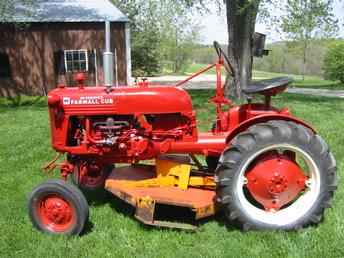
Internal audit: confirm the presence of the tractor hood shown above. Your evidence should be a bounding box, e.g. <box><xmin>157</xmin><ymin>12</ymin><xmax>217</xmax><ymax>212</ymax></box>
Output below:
<box><xmin>48</xmin><ymin>86</ymin><xmax>193</xmax><ymax>116</ymax></box>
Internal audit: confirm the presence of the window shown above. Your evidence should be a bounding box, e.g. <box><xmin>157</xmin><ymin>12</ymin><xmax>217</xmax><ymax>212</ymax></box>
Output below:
<box><xmin>64</xmin><ymin>49</ymin><xmax>88</xmax><ymax>72</ymax></box>
<box><xmin>0</xmin><ymin>53</ymin><xmax>11</xmax><ymax>78</ymax></box>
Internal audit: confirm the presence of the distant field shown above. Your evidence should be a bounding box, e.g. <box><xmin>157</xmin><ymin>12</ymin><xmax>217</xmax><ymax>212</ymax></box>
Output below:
<box><xmin>182</xmin><ymin>63</ymin><xmax>344</xmax><ymax>90</ymax></box>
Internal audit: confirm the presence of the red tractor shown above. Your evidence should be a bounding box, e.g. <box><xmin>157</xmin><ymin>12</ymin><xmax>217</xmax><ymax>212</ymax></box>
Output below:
<box><xmin>28</xmin><ymin>29</ymin><xmax>337</xmax><ymax>235</ymax></box>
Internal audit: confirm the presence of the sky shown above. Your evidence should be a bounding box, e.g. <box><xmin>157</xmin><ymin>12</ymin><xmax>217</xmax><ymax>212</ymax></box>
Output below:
<box><xmin>199</xmin><ymin>0</ymin><xmax>344</xmax><ymax>45</ymax></box>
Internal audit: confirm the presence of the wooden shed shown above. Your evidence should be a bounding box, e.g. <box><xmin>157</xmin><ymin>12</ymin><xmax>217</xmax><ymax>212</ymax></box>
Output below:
<box><xmin>0</xmin><ymin>0</ymin><xmax>131</xmax><ymax>96</ymax></box>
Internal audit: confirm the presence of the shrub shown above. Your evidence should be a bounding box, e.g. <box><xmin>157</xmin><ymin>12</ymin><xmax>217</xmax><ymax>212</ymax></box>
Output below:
<box><xmin>323</xmin><ymin>42</ymin><xmax>344</xmax><ymax>83</ymax></box>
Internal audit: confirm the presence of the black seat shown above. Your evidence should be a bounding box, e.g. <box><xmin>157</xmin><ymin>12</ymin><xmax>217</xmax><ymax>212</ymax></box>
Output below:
<box><xmin>242</xmin><ymin>77</ymin><xmax>293</xmax><ymax>95</ymax></box>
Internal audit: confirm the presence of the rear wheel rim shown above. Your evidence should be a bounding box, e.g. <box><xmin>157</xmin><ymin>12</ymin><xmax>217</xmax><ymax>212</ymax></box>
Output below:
<box><xmin>36</xmin><ymin>194</ymin><xmax>76</xmax><ymax>232</ymax></box>
<box><xmin>236</xmin><ymin>144</ymin><xmax>320</xmax><ymax>226</ymax></box>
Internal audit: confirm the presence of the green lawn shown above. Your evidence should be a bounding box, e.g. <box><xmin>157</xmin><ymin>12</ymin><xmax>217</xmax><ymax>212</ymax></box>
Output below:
<box><xmin>1</xmin><ymin>92</ymin><xmax>344</xmax><ymax>258</ymax></box>
<box><xmin>183</xmin><ymin>63</ymin><xmax>344</xmax><ymax>90</ymax></box>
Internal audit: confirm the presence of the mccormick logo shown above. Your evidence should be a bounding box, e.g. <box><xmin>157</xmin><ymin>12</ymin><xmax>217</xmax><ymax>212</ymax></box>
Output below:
<box><xmin>62</xmin><ymin>96</ymin><xmax>113</xmax><ymax>105</ymax></box>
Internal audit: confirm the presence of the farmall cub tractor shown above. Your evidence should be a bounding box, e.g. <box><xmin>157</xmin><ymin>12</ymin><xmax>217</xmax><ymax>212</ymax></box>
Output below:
<box><xmin>28</xmin><ymin>24</ymin><xmax>337</xmax><ymax>235</ymax></box>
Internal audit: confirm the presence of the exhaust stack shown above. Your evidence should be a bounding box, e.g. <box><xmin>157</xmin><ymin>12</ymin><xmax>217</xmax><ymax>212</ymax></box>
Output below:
<box><xmin>103</xmin><ymin>21</ymin><xmax>114</xmax><ymax>88</ymax></box>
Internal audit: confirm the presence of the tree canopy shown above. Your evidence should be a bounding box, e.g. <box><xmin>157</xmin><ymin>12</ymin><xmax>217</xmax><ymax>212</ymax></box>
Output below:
<box><xmin>111</xmin><ymin>0</ymin><xmax>201</xmax><ymax>76</ymax></box>
<box><xmin>0</xmin><ymin>0</ymin><xmax>35</xmax><ymax>21</ymax></box>
<box><xmin>280</xmin><ymin>0</ymin><xmax>338</xmax><ymax>79</ymax></box>
<box><xmin>324</xmin><ymin>42</ymin><xmax>344</xmax><ymax>83</ymax></box>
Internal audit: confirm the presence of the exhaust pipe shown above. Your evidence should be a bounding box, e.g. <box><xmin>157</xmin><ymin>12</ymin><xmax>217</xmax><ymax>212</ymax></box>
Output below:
<box><xmin>103</xmin><ymin>21</ymin><xmax>114</xmax><ymax>88</ymax></box>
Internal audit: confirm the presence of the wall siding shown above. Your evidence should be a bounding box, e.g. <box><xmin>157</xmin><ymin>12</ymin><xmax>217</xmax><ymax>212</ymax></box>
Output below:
<box><xmin>0</xmin><ymin>22</ymin><xmax>127</xmax><ymax>97</ymax></box>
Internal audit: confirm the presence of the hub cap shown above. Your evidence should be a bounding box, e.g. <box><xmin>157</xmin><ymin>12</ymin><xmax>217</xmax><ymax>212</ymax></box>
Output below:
<box><xmin>246</xmin><ymin>153</ymin><xmax>307</xmax><ymax>211</ymax></box>
<box><xmin>236</xmin><ymin>144</ymin><xmax>320</xmax><ymax>226</ymax></box>
<box><xmin>37</xmin><ymin>194</ymin><xmax>76</xmax><ymax>232</ymax></box>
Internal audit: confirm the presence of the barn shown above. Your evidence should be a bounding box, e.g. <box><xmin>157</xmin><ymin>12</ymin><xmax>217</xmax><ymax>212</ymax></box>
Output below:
<box><xmin>0</xmin><ymin>0</ymin><xmax>131</xmax><ymax>97</ymax></box>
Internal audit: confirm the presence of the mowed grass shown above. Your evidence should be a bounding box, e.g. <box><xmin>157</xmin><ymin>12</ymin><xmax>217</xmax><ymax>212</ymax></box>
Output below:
<box><xmin>184</xmin><ymin>63</ymin><xmax>344</xmax><ymax>90</ymax></box>
<box><xmin>1</xmin><ymin>92</ymin><xmax>344</xmax><ymax>258</ymax></box>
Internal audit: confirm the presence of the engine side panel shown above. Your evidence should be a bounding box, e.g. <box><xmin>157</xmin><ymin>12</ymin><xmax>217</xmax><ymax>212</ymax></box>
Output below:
<box><xmin>47</xmin><ymin>86</ymin><xmax>197</xmax><ymax>162</ymax></box>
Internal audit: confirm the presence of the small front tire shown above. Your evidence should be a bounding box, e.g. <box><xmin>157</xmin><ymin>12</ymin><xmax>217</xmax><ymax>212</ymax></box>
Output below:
<box><xmin>28</xmin><ymin>179</ymin><xmax>89</xmax><ymax>235</ymax></box>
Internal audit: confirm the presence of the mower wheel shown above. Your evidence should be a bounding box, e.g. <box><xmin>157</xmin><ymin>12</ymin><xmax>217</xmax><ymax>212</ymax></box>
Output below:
<box><xmin>216</xmin><ymin>120</ymin><xmax>337</xmax><ymax>230</ymax></box>
<box><xmin>28</xmin><ymin>179</ymin><xmax>89</xmax><ymax>235</ymax></box>
<box><xmin>72</xmin><ymin>164</ymin><xmax>114</xmax><ymax>191</ymax></box>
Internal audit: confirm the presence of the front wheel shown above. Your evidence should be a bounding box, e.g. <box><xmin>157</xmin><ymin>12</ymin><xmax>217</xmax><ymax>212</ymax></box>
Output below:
<box><xmin>28</xmin><ymin>179</ymin><xmax>89</xmax><ymax>235</ymax></box>
<box><xmin>216</xmin><ymin>120</ymin><xmax>337</xmax><ymax>230</ymax></box>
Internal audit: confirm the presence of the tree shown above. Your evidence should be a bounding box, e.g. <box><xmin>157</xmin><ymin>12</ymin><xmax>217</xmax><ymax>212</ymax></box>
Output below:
<box><xmin>159</xmin><ymin>2</ymin><xmax>202</xmax><ymax>73</ymax></box>
<box><xmin>0</xmin><ymin>0</ymin><xmax>36</xmax><ymax>21</ymax></box>
<box><xmin>164</xmin><ymin>0</ymin><xmax>263</xmax><ymax>98</ymax></box>
<box><xmin>323</xmin><ymin>42</ymin><xmax>344</xmax><ymax>83</ymax></box>
<box><xmin>112</xmin><ymin>0</ymin><xmax>201</xmax><ymax>76</ymax></box>
<box><xmin>225</xmin><ymin>0</ymin><xmax>261</xmax><ymax>98</ymax></box>
<box><xmin>281</xmin><ymin>0</ymin><xmax>338</xmax><ymax>80</ymax></box>
<box><xmin>112</xmin><ymin>0</ymin><xmax>162</xmax><ymax>76</ymax></box>
<box><xmin>114</xmin><ymin>0</ymin><xmax>266</xmax><ymax>97</ymax></box>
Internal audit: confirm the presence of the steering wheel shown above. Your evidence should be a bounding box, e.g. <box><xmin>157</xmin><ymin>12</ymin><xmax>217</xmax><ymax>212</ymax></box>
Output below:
<box><xmin>213</xmin><ymin>41</ymin><xmax>234</xmax><ymax>76</ymax></box>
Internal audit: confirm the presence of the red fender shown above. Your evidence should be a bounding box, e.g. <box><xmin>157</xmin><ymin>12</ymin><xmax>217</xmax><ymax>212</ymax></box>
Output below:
<box><xmin>226</xmin><ymin>114</ymin><xmax>316</xmax><ymax>144</ymax></box>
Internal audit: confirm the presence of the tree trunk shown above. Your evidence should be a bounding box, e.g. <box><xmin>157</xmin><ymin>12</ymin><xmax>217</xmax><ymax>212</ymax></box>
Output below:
<box><xmin>225</xmin><ymin>0</ymin><xmax>260</xmax><ymax>99</ymax></box>
<box><xmin>302</xmin><ymin>39</ymin><xmax>308</xmax><ymax>81</ymax></box>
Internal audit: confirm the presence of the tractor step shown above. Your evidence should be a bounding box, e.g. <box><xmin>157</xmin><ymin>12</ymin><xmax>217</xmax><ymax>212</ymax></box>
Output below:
<box><xmin>105</xmin><ymin>163</ymin><xmax>216</xmax><ymax>230</ymax></box>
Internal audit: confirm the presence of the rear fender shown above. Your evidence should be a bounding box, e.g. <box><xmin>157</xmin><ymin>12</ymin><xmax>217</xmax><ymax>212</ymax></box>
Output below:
<box><xmin>226</xmin><ymin>114</ymin><xmax>315</xmax><ymax>144</ymax></box>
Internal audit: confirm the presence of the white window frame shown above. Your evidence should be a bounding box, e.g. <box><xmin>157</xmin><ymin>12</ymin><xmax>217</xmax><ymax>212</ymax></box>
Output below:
<box><xmin>64</xmin><ymin>49</ymin><xmax>89</xmax><ymax>72</ymax></box>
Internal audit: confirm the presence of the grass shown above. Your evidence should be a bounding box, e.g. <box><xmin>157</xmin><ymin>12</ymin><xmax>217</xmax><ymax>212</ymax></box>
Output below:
<box><xmin>1</xmin><ymin>92</ymin><xmax>344</xmax><ymax>258</ymax></box>
<box><xmin>182</xmin><ymin>63</ymin><xmax>344</xmax><ymax>90</ymax></box>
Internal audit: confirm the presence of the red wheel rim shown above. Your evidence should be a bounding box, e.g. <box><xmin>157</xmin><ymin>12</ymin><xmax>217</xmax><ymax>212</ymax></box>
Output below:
<box><xmin>236</xmin><ymin>144</ymin><xmax>320</xmax><ymax>226</ymax></box>
<box><xmin>245</xmin><ymin>152</ymin><xmax>307</xmax><ymax>211</ymax></box>
<box><xmin>36</xmin><ymin>194</ymin><xmax>76</xmax><ymax>232</ymax></box>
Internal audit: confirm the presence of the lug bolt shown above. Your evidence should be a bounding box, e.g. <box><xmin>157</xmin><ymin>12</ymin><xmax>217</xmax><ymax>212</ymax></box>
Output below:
<box><xmin>305</xmin><ymin>179</ymin><xmax>312</xmax><ymax>188</ymax></box>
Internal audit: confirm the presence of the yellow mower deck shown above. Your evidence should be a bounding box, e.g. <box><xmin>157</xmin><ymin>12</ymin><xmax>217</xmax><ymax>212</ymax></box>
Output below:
<box><xmin>105</xmin><ymin>156</ymin><xmax>216</xmax><ymax>230</ymax></box>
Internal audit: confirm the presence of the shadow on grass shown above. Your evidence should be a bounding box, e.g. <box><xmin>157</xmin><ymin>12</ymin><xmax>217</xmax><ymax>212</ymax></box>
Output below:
<box><xmin>82</xmin><ymin>189</ymin><xmax>114</xmax><ymax>207</ymax></box>
<box><xmin>79</xmin><ymin>191</ymin><xmax>135</xmax><ymax>235</ymax></box>
<box><xmin>108</xmin><ymin>195</ymin><xmax>135</xmax><ymax>217</ymax></box>
<box><xmin>81</xmin><ymin>220</ymin><xmax>95</xmax><ymax>236</ymax></box>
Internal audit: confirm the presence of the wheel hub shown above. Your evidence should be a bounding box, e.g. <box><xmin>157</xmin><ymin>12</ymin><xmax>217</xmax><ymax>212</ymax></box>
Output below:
<box><xmin>268</xmin><ymin>173</ymin><xmax>288</xmax><ymax>194</ymax></box>
<box><xmin>246</xmin><ymin>153</ymin><xmax>307</xmax><ymax>211</ymax></box>
<box><xmin>38</xmin><ymin>195</ymin><xmax>75</xmax><ymax>232</ymax></box>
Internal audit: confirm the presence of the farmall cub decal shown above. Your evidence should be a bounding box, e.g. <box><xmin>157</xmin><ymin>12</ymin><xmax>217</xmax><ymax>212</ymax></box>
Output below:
<box><xmin>63</xmin><ymin>96</ymin><xmax>114</xmax><ymax>105</ymax></box>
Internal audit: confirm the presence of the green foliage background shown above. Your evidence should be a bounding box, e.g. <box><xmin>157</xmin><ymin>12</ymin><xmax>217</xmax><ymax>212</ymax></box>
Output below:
<box><xmin>324</xmin><ymin>42</ymin><xmax>344</xmax><ymax>83</ymax></box>
<box><xmin>111</xmin><ymin>0</ymin><xmax>201</xmax><ymax>76</ymax></box>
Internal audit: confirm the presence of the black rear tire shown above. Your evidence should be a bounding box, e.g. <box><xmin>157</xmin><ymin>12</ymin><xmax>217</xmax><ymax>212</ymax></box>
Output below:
<box><xmin>28</xmin><ymin>179</ymin><xmax>89</xmax><ymax>235</ymax></box>
<box><xmin>216</xmin><ymin>120</ymin><xmax>337</xmax><ymax>230</ymax></box>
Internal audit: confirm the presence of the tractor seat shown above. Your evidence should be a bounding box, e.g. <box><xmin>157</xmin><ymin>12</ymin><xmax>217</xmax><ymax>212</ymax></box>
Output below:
<box><xmin>243</xmin><ymin>77</ymin><xmax>293</xmax><ymax>96</ymax></box>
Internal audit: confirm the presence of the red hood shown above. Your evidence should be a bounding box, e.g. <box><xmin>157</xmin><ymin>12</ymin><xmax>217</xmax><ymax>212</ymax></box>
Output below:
<box><xmin>48</xmin><ymin>85</ymin><xmax>193</xmax><ymax>116</ymax></box>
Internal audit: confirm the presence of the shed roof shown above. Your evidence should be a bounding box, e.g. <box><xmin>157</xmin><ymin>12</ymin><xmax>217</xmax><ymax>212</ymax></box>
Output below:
<box><xmin>5</xmin><ymin>0</ymin><xmax>129</xmax><ymax>23</ymax></box>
